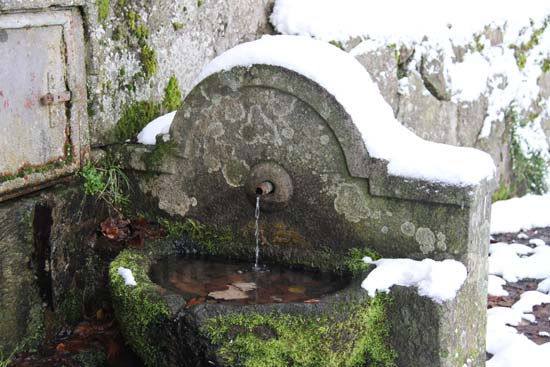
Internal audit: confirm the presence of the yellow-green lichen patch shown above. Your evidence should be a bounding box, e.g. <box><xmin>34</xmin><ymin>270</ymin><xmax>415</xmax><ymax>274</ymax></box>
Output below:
<box><xmin>171</xmin><ymin>22</ymin><xmax>184</xmax><ymax>31</ymax></box>
<box><xmin>109</xmin><ymin>249</ymin><xmax>170</xmax><ymax>367</ymax></box>
<box><xmin>200</xmin><ymin>295</ymin><xmax>396</xmax><ymax>367</ymax></box>
<box><xmin>111</xmin><ymin>3</ymin><xmax>157</xmax><ymax>80</ymax></box>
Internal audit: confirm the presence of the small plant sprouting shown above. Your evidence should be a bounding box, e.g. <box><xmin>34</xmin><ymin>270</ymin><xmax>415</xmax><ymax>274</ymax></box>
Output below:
<box><xmin>80</xmin><ymin>157</ymin><xmax>130</xmax><ymax>213</ymax></box>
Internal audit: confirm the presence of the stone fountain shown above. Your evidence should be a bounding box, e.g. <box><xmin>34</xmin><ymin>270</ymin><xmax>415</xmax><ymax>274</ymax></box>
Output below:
<box><xmin>109</xmin><ymin>36</ymin><xmax>494</xmax><ymax>367</ymax></box>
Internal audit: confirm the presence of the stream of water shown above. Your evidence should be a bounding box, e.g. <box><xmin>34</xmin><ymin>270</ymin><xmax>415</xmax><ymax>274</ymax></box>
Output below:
<box><xmin>254</xmin><ymin>194</ymin><xmax>261</xmax><ymax>270</ymax></box>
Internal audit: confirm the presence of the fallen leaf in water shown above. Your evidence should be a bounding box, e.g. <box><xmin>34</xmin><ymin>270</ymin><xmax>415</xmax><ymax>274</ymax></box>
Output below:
<box><xmin>233</xmin><ymin>282</ymin><xmax>257</xmax><ymax>292</ymax></box>
<box><xmin>55</xmin><ymin>343</ymin><xmax>66</xmax><ymax>353</ymax></box>
<box><xmin>304</xmin><ymin>299</ymin><xmax>320</xmax><ymax>303</ymax></box>
<box><xmin>55</xmin><ymin>339</ymin><xmax>90</xmax><ymax>353</ymax></box>
<box><xmin>209</xmin><ymin>285</ymin><xmax>250</xmax><ymax>300</ymax></box>
<box><xmin>288</xmin><ymin>286</ymin><xmax>306</xmax><ymax>294</ymax></box>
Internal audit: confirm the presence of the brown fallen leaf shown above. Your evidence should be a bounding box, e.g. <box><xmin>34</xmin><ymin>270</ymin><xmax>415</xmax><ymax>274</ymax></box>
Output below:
<box><xmin>105</xmin><ymin>339</ymin><xmax>121</xmax><ymax>361</ymax></box>
<box><xmin>304</xmin><ymin>298</ymin><xmax>320</xmax><ymax>303</ymax></box>
<box><xmin>185</xmin><ymin>297</ymin><xmax>206</xmax><ymax>308</ymax></box>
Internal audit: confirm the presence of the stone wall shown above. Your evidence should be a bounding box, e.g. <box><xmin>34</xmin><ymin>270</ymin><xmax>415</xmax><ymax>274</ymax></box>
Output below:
<box><xmin>0</xmin><ymin>0</ymin><xmax>274</xmax><ymax>356</ymax></box>
<box><xmin>349</xmin><ymin>24</ymin><xmax>550</xmax><ymax>193</ymax></box>
<box><xmin>1</xmin><ymin>0</ymin><xmax>274</xmax><ymax>147</ymax></box>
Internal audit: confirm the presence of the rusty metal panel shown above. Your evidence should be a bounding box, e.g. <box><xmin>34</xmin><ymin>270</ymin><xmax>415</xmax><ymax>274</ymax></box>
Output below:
<box><xmin>0</xmin><ymin>10</ymin><xmax>88</xmax><ymax>201</ymax></box>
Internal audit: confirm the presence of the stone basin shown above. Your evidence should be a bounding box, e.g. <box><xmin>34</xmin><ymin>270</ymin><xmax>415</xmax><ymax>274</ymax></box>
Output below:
<box><xmin>109</xmin><ymin>237</ymin><xmax>394</xmax><ymax>367</ymax></box>
<box><xmin>110</xmin><ymin>37</ymin><xmax>494</xmax><ymax>367</ymax></box>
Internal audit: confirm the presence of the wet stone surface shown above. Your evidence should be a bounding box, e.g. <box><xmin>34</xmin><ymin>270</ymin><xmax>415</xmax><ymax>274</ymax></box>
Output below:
<box><xmin>149</xmin><ymin>256</ymin><xmax>349</xmax><ymax>305</ymax></box>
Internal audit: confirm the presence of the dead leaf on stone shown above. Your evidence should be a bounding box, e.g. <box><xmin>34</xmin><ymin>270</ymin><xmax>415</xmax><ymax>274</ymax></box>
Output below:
<box><xmin>304</xmin><ymin>298</ymin><xmax>320</xmax><ymax>303</ymax></box>
<box><xmin>185</xmin><ymin>297</ymin><xmax>206</xmax><ymax>309</ymax></box>
<box><xmin>208</xmin><ymin>285</ymin><xmax>249</xmax><ymax>300</ymax></box>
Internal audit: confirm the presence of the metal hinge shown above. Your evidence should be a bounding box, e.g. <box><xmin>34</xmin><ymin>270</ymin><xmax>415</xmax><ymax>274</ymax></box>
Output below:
<box><xmin>39</xmin><ymin>91</ymin><xmax>71</xmax><ymax>106</ymax></box>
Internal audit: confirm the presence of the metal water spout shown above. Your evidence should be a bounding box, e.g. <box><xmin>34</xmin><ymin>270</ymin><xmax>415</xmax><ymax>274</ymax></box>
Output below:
<box><xmin>255</xmin><ymin>181</ymin><xmax>274</xmax><ymax>196</ymax></box>
<box><xmin>245</xmin><ymin>162</ymin><xmax>293</xmax><ymax>212</ymax></box>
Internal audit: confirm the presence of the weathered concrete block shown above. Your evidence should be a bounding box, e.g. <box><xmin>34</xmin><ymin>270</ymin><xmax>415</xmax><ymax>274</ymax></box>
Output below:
<box><xmin>0</xmin><ymin>183</ymin><xmax>109</xmax><ymax>356</ymax></box>
<box><xmin>0</xmin><ymin>198</ymin><xmax>43</xmax><ymax>356</ymax></box>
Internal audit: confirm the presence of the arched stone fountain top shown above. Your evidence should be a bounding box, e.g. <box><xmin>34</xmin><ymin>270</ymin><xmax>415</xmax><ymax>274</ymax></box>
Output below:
<box><xmin>180</xmin><ymin>35</ymin><xmax>495</xmax><ymax>188</ymax></box>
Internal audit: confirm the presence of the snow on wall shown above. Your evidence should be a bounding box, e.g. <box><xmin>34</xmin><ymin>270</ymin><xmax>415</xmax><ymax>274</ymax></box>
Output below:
<box><xmin>195</xmin><ymin>35</ymin><xmax>495</xmax><ymax>186</ymax></box>
<box><xmin>361</xmin><ymin>256</ymin><xmax>467</xmax><ymax>304</ymax></box>
<box><xmin>270</xmin><ymin>0</ymin><xmax>550</xmax><ymax>189</ymax></box>
<box><xmin>270</xmin><ymin>0</ymin><xmax>550</xmax><ymax>45</ymax></box>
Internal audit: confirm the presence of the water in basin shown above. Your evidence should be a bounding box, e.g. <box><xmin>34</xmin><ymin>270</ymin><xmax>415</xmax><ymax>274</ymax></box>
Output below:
<box><xmin>149</xmin><ymin>256</ymin><xmax>349</xmax><ymax>305</ymax></box>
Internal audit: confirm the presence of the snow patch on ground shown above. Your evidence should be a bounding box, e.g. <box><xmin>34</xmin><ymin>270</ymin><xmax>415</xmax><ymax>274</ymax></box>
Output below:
<box><xmin>196</xmin><ymin>35</ymin><xmax>495</xmax><ymax>186</ymax></box>
<box><xmin>488</xmin><ymin>275</ymin><xmax>509</xmax><ymax>297</ymax></box>
<box><xmin>361</xmin><ymin>257</ymin><xmax>466</xmax><ymax>303</ymax></box>
<box><xmin>117</xmin><ymin>267</ymin><xmax>137</xmax><ymax>286</ymax></box>
<box><xmin>488</xmin><ymin>231</ymin><xmax>550</xmax><ymax>366</ymax></box>
<box><xmin>137</xmin><ymin>111</ymin><xmax>176</xmax><ymax>145</ymax></box>
<box><xmin>491</xmin><ymin>195</ymin><xmax>550</xmax><ymax>234</ymax></box>
<box><xmin>537</xmin><ymin>279</ymin><xmax>550</xmax><ymax>294</ymax></box>
<box><xmin>489</xmin><ymin>242</ymin><xmax>550</xmax><ymax>282</ymax></box>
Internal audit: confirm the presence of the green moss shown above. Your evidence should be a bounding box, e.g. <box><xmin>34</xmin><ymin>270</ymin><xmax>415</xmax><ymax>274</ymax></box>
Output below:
<box><xmin>72</xmin><ymin>350</ymin><xmax>108</xmax><ymax>367</ymax></box>
<box><xmin>97</xmin><ymin>0</ymin><xmax>110</xmax><ymax>23</ymax></box>
<box><xmin>197</xmin><ymin>0</ymin><xmax>204</xmax><ymax>7</ymax></box>
<box><xmin>542</xmin><ymin>58</ymin><xmax>550</xmax><ymax>73</ymax></box>
<box><xmin>509</xmin><ymin>18</ymin><xmax>549</xmax><ymax>70</ymax></box>
<box><xmin>507</xmin><ymin>107</ymin><xmax>549</xmax><ymax>195</ymax></box>
<box><xmin>109</xmin><ymin>249</ymin><xmax>170</xmax><ymax>367</ymax></box>
<box><xmin>58</xmin><ymin>288</ymin><xmax>84</xmax><ymax>326</ymax></box>
<box><xmin>140</xmin><ymin>45</ymin><xmax>157</xmax><ymax>80</ymax></box>
<box><xmin>0</xmin><ymin>142</ymin><xmax>73</xmax><ymax>183</ymax></box>
<box><xmin>115</xmin><ymin>101</ymin><xmax>161</xmax><ymax>142</ymax></box>
<box><xmin>159</xmin><ymin>218</ymin><xmax>234</xmax><ymax>255</ymax></box>
<box><xmin>115</xmin><ymin>5</ymin><xmax>157</xmax><ymax>80</ymax></box>
<box><xmin>343</xmin><ymin>247</ymin><xmax>379</xmax><ymax>276</ymax></box>
<box><xmin>144</xmin><ymin>140</ymin><xmax>176</xmax><ymax>170</ymax></box>
<box><xmin>162</xmin><ymin>75</ymin><xmax>182</xmax><ymax>112</ymax></box>
<box><xmin>0</xmin><ymin>304</ymin><xmax>45</xmax><ymax>366</ymax></box>
<box><xmin>200</xmin><ymin>295</ymin><xmax>395</xmax><ymax>367</ymax></box>
<box><xmin>468</xmin><ymin>34</ymin><xmax>485</xmax><ymax>53</ymax></box>
<box><xmin>172</xmin><ymin>22</ymin><xmax>184</xmax><ymax>31</ymax></box>
<box><xmin>329</xmin><ymin>40</ymin><xmax>344</xmax><ymax>50</ymax></box>
<box><xmin>492</xmin><ymin>179</ymin><xmax>512</xmax><ymax>202</ymax></box>
<box><xmin>387</xmin><ymin>43</ymin><xmax>399</xmax><ymax>63</ymax></box>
